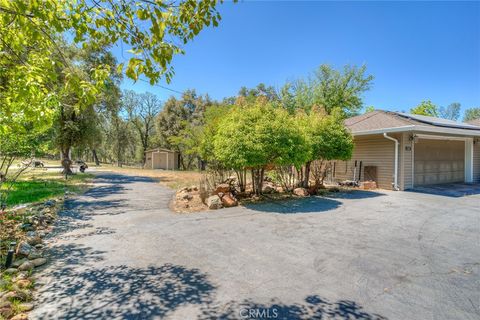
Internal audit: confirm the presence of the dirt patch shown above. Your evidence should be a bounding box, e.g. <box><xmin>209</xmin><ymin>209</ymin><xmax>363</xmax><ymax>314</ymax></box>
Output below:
<box><xmin>99</xmin><ymin>166</ymin><xmax>203</xmax><ymax>190</ymax></box>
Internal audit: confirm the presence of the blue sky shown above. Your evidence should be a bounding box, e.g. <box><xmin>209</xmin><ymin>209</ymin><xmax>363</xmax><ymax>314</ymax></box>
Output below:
<box><xmin>117</xmin><ymin>1</ymin><xmax>480</xmax><ymax>115</ymax></box>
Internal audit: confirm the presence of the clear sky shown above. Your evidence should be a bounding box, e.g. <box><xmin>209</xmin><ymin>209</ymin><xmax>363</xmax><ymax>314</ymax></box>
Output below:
<box><xmin>117</xmin><ymin>1</ymin><xmax>480</xmax><ymax>114</ymax></box>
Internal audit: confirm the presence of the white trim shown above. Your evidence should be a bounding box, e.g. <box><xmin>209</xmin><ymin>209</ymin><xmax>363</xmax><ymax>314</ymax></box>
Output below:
<box><xmin>383</xmin><ymin>133</ymin><xmax>399</xmax><ymax>190</ymax></box>
<box><xmin>465</xmin><ymin>139</ymin><xmax>474</xmax><ymax>183</ymax></box>
<box><xmin>353</xmin><ymin>125</ymin><xmax>480</xmax><ymax>137</ymax></box>
<box><xmin>353</xmin><ymin>126</ymin><xmax>415</xmax><ymax>136</ymax></box>
<box><xmin>415</xmin><ymin>134</ymin><xmax>472</xmax><ymax>141</ymax></box>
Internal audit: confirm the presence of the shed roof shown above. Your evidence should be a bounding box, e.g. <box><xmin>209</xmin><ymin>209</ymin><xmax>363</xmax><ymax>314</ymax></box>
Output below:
<box><xmin>344</xmin><ymin>110</ymin><xmax>480</xmax><ymax>136</ymax></box>
<box><xmin>145</xmin><ymin>148</ymin><xmax>176</xmax><ymax>153</ymax></box>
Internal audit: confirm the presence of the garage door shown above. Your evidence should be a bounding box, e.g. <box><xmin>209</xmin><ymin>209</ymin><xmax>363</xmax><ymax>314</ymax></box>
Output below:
<box><xmin>414</xmin><ymin>139</ymin><xmax>464</xmax><ymax>186</ymax></box>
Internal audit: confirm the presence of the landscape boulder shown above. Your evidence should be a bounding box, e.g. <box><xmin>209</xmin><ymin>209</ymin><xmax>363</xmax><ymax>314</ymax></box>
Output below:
<box><xmin>221</xmin><ymin>193</ymin><xmax>238</xmax><ymax>207</ymax></box>
<box><xmin>31</xmin><ymin>258</ymin><xmax>47</xmax><ymax>267</ymax></box>
<box><xmin>16</xmin><ymin>242</ymin><xmax>33</xmax><ymax>257</ymax></box>
<box><xmin>293</xmin><ymin>187</ymin><xmax>309</xmax><ymax>197</ymax></box>
<box><xmin>206</xmin><ymin>195</ymin><xmax>223</xmax><ymax>210</ymax></box>
<box><xmin>18</xmin><ymin>261</ymin><xmax>34</xmax><ymax>271</ymax></box>
<box><xmin>262</xmin><ymin>184</ymin><xmax>276</xmax><ymax>194</ymax></box>
<box><xmin>214</xmin><ymin>183</ymin><xmax>230</xmax><ymax>195</ymax></box>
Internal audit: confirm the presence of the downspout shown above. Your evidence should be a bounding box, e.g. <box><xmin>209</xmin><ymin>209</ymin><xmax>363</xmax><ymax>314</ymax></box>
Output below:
<box><xmin>383</xmin><ymin>133</ymin><xmax>400</xmax><ymax>191</ymax></box>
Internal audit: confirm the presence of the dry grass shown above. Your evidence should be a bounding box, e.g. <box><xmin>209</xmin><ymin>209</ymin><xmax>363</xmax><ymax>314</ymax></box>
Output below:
<box><xmin>99</xmin><ymin>165</ymin><xmax>203</xmax><ymax>190</ymax></box>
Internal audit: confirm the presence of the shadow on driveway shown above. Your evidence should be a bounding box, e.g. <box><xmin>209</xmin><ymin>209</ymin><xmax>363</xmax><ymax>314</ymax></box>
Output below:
<box><xmin>408</xmin><ymin>183</ymin><xmax>480</xmax><ymax>198</ymax></box>
<box><xmin>244</xmin><ymin>190</ymin><xmax>384</xmax><ymax>214</ymax></box>
<box><xmin>37</xmin><ymin>245</ymin><xmax>386</xmax><ymax>320</ymax></box>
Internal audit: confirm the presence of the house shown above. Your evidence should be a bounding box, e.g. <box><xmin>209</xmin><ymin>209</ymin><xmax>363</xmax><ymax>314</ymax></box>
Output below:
<box><xmin>333</xmin><ymin>111</ymin><xmax>480</xmax><ymax>190</ymax></box>
<box><xmin>144</xmin><ymin>148</ymin><xmax>180</xmax><ymax>170</ymax></box>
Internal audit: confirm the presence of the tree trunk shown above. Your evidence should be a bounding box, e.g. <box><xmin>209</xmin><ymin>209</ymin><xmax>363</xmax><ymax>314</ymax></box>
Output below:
<box><xmin>92</xmin><ymin>149</ymin><xmax>100</xmax><ymax>166</ymax></box>
<box><xmin>61</xmin><ymin>147</ymin><xmax>73</xmax><ymax>175</ymax></box>
<box><xmin>251</xmin><ymin>169</ymin><xmax>255</xmax><ymax>195</ymax></box>
<box><xmin>303</xmin><ymin>161</ymin><xmax>312</xmax><ymax>188</ymax></box>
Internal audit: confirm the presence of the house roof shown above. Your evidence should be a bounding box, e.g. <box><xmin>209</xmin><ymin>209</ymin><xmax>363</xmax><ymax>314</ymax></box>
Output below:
<box><xmin>466</xmin><ymin>118</ymin><xmax>480</xmax><ymax>126</ymax></box>
<box><xmin>345</xmin><ymin>110</ymin><xmax>480</xmax><ymax>136</ymax></box>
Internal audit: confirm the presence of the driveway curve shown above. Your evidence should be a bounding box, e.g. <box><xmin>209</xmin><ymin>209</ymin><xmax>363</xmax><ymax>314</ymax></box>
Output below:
<box><xmin>31</xmin><ymin>172</ymin><xmax>479</xmax><ymax>320</ymax></box>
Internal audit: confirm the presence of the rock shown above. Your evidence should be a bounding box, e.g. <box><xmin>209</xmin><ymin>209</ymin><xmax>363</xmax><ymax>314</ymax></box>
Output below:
<box><xmin>19</xmin><ymin>303</ymin><xmax>34</xmax><ymax>312</ymax></box>
<box><xmin>221</xmin><ymin>193</ymin><xmax>238</xmax><ymax>207</ymax></box>
<box><xmin>11</xmin><ymin>313</ymin><xmax>29</xmax><ymax>320</ymax></box>
<box><xmin>11</xmin><ymin>205</ymin><xmax>28</xmax><ymax>215</ymax></box>
<box><xmin>189</xmin><ymin>185</ymin><xmax>198</xmax><ymax>192</ymax></box>
<box><xmin>262</xmin><ymin>184</ymin><xmax>276</xmax><ymax>194</ymax></box>
<box><xmin>15</xmin><ymin>279</ymin><xmax>32</xmax><ymax>289</ymax></box>
<box><xmin>44</xmin><ymin>199</ymin><xmax>56</xmax><ymax>207</ymax></box>
<box><xmin>275</xmin><ymin>186</ymin><xmax>284</xmax><ymax>193</ymax></box>
<box><xmin>0</xmin><ymin>306</ymin><xmax>13</xmax><ymax>319</ymax></box>
<box><xmin>18</xmin><ymin>261</ymin><xmax>34</xmax><ymax>271</ymax></box>
<box><xmin>27</xmin><ymin>250</ymin><xmax>43</xmax><ymax>260</ymax></box>
<box><xmin>4</xmin><ymin>268</ymin><xmax>17</xmax><ymax>275</ymax></box>
<box><xmin>12</xmin><ymin>258</ymin><xmax>28</xmax><ymax>268</ymax></box>
<box><xmin>2</xmin><ymin>291</ymin><xmax>20</xmax><ymax>300</ymax></box>
<box><xmin>25</xmin><ymin>231</ymin><xmax>37</xmax><ymax>238</ymax></box>
<box><xmin>293</xmin><ymin>187</ymin><xmax>309</xmax><ymax>197</ymax></box>
<box><xmin>34</xmin><ymin>244</ymin><xmax>44</xmax><ymax>250</ymax></box>
<box><xmin>20</xmin><ymin>223</ymin><xmax>34</xmax><ymax>231</ymax></box>
<box><xmin>217</xmin><ymin>192</ymin><xmax>224</xmax><ymax>198</ymax></box>
<box><xmin>206</xmin><ymin>195</ymin><xmax>223</xmax><ymax>210</ymax></box>
<box><xmin>27</xmin><ymin>236</ymin><xmax>42</xmax><ymax>246</ymax></box>
<box><xmin>181</xmin><ymin>193</ymin><xmax>192</xmax><ymax>201</ymax></box>
<box><xmin>16</xmin><ymin>242</ymin><xmax>33</xmax><ymax>257</ymax></box>
<box><xmin>15</xmin><ymin>272</ymin><xmax>29</xmax><ymax>281</ymax></box>
<box><xmin>31</xmin><ymin>258</ymin><xmax>47</xmax><ymax>267</ymax></box>
<box><xmin>214</xmin><ymin>183</ymin><xmax>230</xmax><ymax>195</ymax></box>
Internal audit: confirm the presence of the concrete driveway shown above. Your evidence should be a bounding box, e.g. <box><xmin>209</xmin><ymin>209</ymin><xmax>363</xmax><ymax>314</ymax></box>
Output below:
<box><xmin>31</xmin><ymin>173</ymin><xmax>480</xmax><ymax>320</ymax></box>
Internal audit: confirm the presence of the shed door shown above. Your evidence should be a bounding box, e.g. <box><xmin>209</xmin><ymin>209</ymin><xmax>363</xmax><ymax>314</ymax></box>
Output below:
<box><xmin>414</xmin><ymin>139</ymin><xmax>464</xmax><ymax>185</ymax></box>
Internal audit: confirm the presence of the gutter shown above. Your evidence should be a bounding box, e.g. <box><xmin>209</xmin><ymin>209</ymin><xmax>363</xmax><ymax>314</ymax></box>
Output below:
<box><xmin>383</xmin><ymin>133</ymin><xmax>399</xmax><ymax>191</ymax></box>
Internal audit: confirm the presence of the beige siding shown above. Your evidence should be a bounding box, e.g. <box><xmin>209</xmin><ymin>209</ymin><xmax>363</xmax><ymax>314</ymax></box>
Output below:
<box><xmin>145</xmin><ymin>150</ymin><xmax>179</xmax><ymax>170</ymax></box>
<box><xmin>401</xmin><ymin>133</ymin><xmax>414</xmax><ymax>190</ymax></box>
<box><xmin>334</xmin><ymin>134</ymin><xmax>398</xmax><ymax>190</ymax></box>
<box><xmin>474</xmin><ymin>141</ymin><xmax>480</xmax><ymax>183</ymax></box>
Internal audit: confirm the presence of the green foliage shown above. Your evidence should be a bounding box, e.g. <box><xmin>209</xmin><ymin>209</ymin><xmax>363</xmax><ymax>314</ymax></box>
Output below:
<box><xmin>212</xmin><ymin>102</ymin><xmax>309</xmax><ymax>170</ymax></box>
<box><xmin>410</xmin><ymin>100</ymin><xmax>439</xmax><ymax>117</ymax></box>
<box><xmin>287</xmin><ymin>64</ymin><xmax>374</xmax><ymax>117</ymax></box>
<box><xmin>463</xmin><ymin>107</ymin><xmax>480</xmax><ymax>122</ymax></box>
<box><xmin>302</xmin><ymin>112</ymin><xmax>354</xmax><ymax>162</ymax></box>
<box><xmin>0</xmin><ymin>0</ymin><xmax>225</xmax><ymax>84</ymax></box>
<box><xmin>1</xmin><ymin>172</ymin><xmax>93</xmax><ymax>207</ymax></box>
<box><xmin>156</xmin><ymin>90</ymin><xmax>215</xmax><ymax>169</ymax></box>
<box><xmin>364</xmin><ymin>106</ymin><xmax>375</xmax><ymax>113</ymax></box>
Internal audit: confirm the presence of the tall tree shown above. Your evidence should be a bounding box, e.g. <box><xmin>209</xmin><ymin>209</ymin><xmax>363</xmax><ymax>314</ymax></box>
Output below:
<box><xmin>410</xmin><ymin>100</ymin><xmax>439</xmax><ymax>117</ymax></box>
<box><xmin>287</xmin><ymin>64</ymin><xmax>374</xmax><ymax>117</ymax></box>
<box><xmin>463</xmin><ymin>108</ymin><xmax>480</xmax><ymax>122</ymax></box>
<box><xmin>124</xmin><ymin>91</ymin><xmax>162</xmax><ymax>165</ymax></box>
<box><xmin>439</xmin><ymin>103</ymin><xmax>461</xmax><ymax>121</ymax></box>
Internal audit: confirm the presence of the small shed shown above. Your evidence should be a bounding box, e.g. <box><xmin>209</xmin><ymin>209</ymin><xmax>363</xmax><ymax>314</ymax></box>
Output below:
<box><xmin>144</xmin><ymin>148</ymin><xmax>180</xmax><ymax>170</ymax></box>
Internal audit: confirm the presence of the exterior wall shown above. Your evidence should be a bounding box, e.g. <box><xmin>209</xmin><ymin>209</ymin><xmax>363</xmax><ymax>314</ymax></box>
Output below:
<box><xmin>334</xmin><ymin>134</ymin><xmax>399</xmax><ymax>190</ymax></box>
<box><xmin>144</xmin><ymin>150</ymin><xmax>179</xmax><ymax>170</ymax></box>
<box><xmin>400</xmin><ymin>132</ymin><xmax>414</xmax><ymax>190</ymax></box>
<box><xmin>473</xmin><ymin>139</ymin><xmax>480</xmax><ymax>183</ymax></box>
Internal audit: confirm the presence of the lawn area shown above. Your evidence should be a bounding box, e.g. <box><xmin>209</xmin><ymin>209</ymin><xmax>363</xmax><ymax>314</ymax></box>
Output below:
<box><xmin>2</xmin><ymin>170</ymin><xmax>94</xmax><ymax>208</ymax></box>
<box><xmin>100</xmin><ymin>165</ymin><xmax>203</xmax><ymax>190</ymax></box>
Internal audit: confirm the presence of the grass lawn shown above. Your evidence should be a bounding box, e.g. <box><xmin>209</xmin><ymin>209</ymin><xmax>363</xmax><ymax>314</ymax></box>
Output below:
<box><xmin>2</xmin><ymin>170</ymin><xmax>94</xmax><ymax>207</ymax></box>
<box><xmin>100</xmin><ymin>165</ymin><xmax>203</xmax><ymax>190</ymax></box>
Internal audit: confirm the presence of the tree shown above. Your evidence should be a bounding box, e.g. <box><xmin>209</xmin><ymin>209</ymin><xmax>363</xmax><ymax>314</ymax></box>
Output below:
<box><xmin>0</xmin><ymin>0</ymin><xmax>226</xmax><ymax>85</ymax></box>
<box><xmin>301</xmin><ymin>112</ymin><xmax>354</xmax><ymax>188</ymax></box>
<box><xmin>124</xmin><ymin>91</ymin><xmax>162</xmax><ymax>165</ymax></box>
<box><xmin>156</xmin><ymin>90</ymin><xmax>214</xmax><ymax>169</ymax></box>
<box><xmin>410</xmin><ymin>100</ymin><xmax>439</xmax><ymax>117</ymax></box>
<box><xmin>290</xmin><ymin>64</ymin><xmax>374</xmax><ymax>117</ymax></box>
<box><xmin>439</xmin><ymin>103</ymin><xmax>461</xmax><ymax>121</ymax></box>
<box><xmin>364</xmin><ymin>106</ymin><xmax>375</xmax><ymax>113</ymax></box>
<box><xmin>463</xmin><ymin>108</ymin><xmax>480</xmax><ymax>122</ymax></box>
<box><xmin>211</xmin><ymin>102</ymin><xmax>309</xmax><ymax>195</ymax></box>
